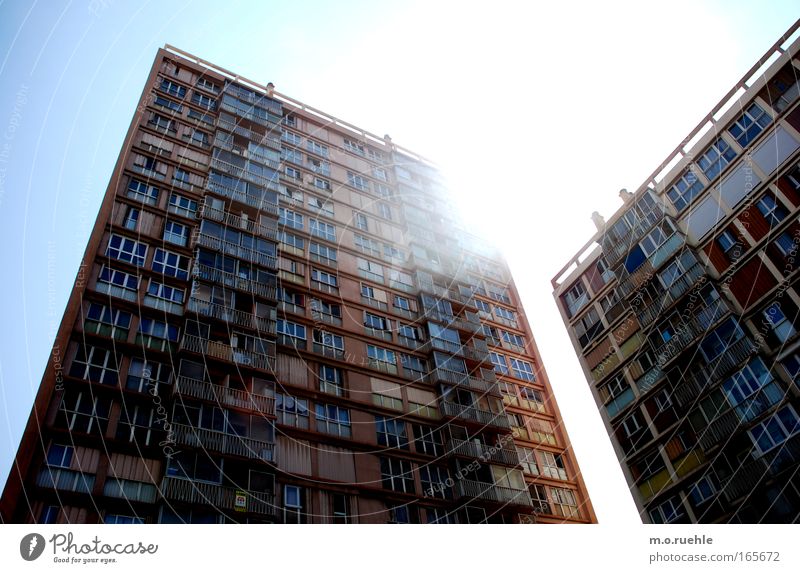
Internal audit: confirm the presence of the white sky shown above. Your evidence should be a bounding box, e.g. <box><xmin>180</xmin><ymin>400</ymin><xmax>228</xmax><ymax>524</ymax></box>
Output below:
<box><xmin>0</xmin><ymin>0</ymin><xmax>798</xmax><ymax>525</ymax></box>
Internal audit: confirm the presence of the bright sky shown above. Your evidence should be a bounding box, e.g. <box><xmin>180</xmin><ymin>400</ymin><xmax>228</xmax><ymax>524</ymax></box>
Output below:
<box><xmin>0</xmin><ymin>0</ymin><xmax>797</xmax><ymax>525</ymax></box>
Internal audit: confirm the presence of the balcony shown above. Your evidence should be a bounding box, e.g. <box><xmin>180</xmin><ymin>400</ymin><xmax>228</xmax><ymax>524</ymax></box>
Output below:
<box><xmin>216</xmin><ymin>117</ymin><xmax>281</xmax><ymax>150</ymax></box>
<box><xmin>617</xmin><ymin>234</ymin><xmax>685</xmax><ymax>300</ymax></box>
<box><xmin>441</xmin><ymin>402</ymin><xmax>510</xmax><ymax>429</ymax></box>
<box><xmin>212</xmin><ymin>135</ymin><xmax>280</xmax><ymax>170</ymax></box>
<box><xmin>206</xmin><ymin>179</ymin><xmax>282</xmax><ymax>211</ymax></box>
<box><xmin>430</xmin><ymin>368</ymin><xmax>501</xmax><ymax>396</ymax></box>
<box><xmin>422</xmin><ymin>337</ymin><xmax>464</xmax><ymax>357</ymax></box>
<box><xmin>697</xmin><ymin>382</ymin><xmax>785</xmax><ymax>451</ymax></box>
<box><xmin>602</xmin><ymin>204</ymin><xmax>666</xmax><ymax>265</ymax></box>
<box><xmin>174</xmin><ymin>375</ymin><xmax>276</xmax><ymax>416</ymax></box>
<box><xmin>637</xmin><ymin>264</ymin><xmax>706</xmax><ymax>327</ymax></box>
<box><xmin>454</xmin><ymin>479</ymin><xmax>532</xmax><ymax>506</ymax></box>
<box><xmin>462</xmin><ymin>341</ymin><xmax>490</xmax><ymax>364</ymax></box>
<box><xmin>446</xmin><ymin>438</ymin><xmax>520</xmax><ymax>466</ymax></box>
<box><xmin>721</xmin><ymin>458</ymin><xmax>768</xmax><ymax>503</ymax></box>
<box><xmin>172</xmin><ymin>423</ymin><xmax>274</xmax><ymax>462</ymax></box>
<box><xmin>673</xmin><ymin>336</ymin><xmax>757</xmax><ymax>409</ymax></box>
<box><xmin>179</xmin><ymin>334</ymin><xmax>276</xmax><ymax>371</ymax></box>
<box><xmin>651</xmin><ymin>298</ymin><xmax>729</xmax><ymax>365</ymax></box>
<box><xmin>187</xmin><ymin>298</ymin><xmax>276</xmax><ymax>335</ymax></box>
<box><xmin>192</xmin><ymin>231</ymin><xmax>278</xmax><ymax>270</ymax></box>
<box><xmin>160</xmin><ymin>477</ymin><xmax>275</xmax><ymax>516</ymax></box>
<box><xmin>219</xmin><ymin>100</ymin><xmax>280</xmax><ymax>129</ymax></box>
<box><xmin>199</xmin><ymin>202</ymin><xmax>278</xmax><ymax>238</ymax></box>
<box><xmin>193</xmin><ymin>261</ymin><xmax>277</xmax><ymax>300</ymax></box>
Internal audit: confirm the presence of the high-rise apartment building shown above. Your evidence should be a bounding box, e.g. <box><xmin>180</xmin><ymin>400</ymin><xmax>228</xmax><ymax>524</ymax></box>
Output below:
<box><xmin>1</xmin><ymin>46</ymin><xmax>594</xmax><ymax>524</ymax></box>
<box><xmin>552</xmin><ymin>22</ymin><xmax>800</xmax><ymax>523</ymax></box>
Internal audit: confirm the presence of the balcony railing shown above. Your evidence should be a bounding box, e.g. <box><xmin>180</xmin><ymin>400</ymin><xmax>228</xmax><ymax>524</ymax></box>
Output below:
<box><xmin>216</xmin><ymin>118</ymin><xmax>281</xmax><ymax>150</ymax></box>
<box><xmin>430</xmin><ymin>368</ymin><xmax>501</xmax><ymax>396</ymax></box>
<box><xmin>636</xmin><ymin>264</ymin><xmax>706</xmax><ymax>327</ymax></box>
<box><xmin>179</xmin><ymin>334</ymin><xmax>276</xmax><ymax>371</ymax></box>
<box><xmin>187</xmin><ymin>298</ymin><xmax>276</xmax><ymax>334</ymax></box>
<box><xmin>193</xmin><ymin>232</ymin><xmax>278</xmax><ymax>270</ymax></box>
<box><xmin>174</xmin><ymin>375</ymin><xmax>276</xmax><ymax>416</ymax></box>
<box><xmin>193</xmin><ymin>262</ymin><xmax>278</xmax><ymax>300</ymax></box>
<box><xmin>447</xmin><ymin>438</ymin><xmax>520</xmax><ymax>466</ymax></box>
<box><xmin>602</xmin><ymin>205</ymin><xmax>666</xmax><ymax>265</ymax></box>
<box><xmin>206</xmin><ymin>180</ymin><xmax>282</xmax><ymax>211</ymax></box>
<box><xmin>199</xmin><ymin>202</ymin><xmax>278</xmax><ymax>238</ymax></box>
<box><xmin>172</xmin><ymin>423</ymin><xmax>274</xmax><ymax>462</ymax></box>
<box><xmin>454</xmin><ymin>479</ymin><xmax>532</xmax><ymax>506</ymax></box>
<box><xmin>36</xmin><ymin>467</ymin><xmax>95</xmax><ymax>493</ymax></box>
<box><xmin>441</xmin><ymin>402</ymin><xmax>510</xmax><ymax>429</ymax></box>
<box><xmin>160</xmin><ymin>477</ymin><xmax>275</xmax><ymax>516</ymax></box>
<box><xmin>673</xmin><ymin>336</ymin><xmax>757</xmax><ymax>409</ymax></box>
<box><xmin>219</xmin><ymin>100</ymin><xmax>280</xmax><ymax>129</ymax></box>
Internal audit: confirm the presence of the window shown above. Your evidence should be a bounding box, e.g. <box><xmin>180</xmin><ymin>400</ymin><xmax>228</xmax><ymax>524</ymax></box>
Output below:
<box><xmin>639</xmin><ymin>220</ymin><xmax>675</xmax><ymax>256</ymax></box>
<box><xmin>147</xmin><ymin>280</ymin><xmax>184</xmax><ymax>305</ymax></box>
<box><xmin>315</xmin><ymin>404</ymin><xmax>351</xmax><ymax>437</ymax></box>
<box><xmin>653</xmin><ymin>388</ymin><xmax>672</xmax><ymax>412</ymax></box>
<box><xmin>541</xmin><ymin>451</ymin><xmax>568</xmax><ymax>480</ymax></box>
<box><xmin>160</xmin><ymin>78</ymin><xmax>186</xmax><ymax>98</ymax></box>
<box><xmin>697</xmin><ymin>137</ymin><xmax>736</xmax><ymax>180</ymax></box>
<box><xmin>46</xmin><ymin>444</ymin><xmax>74</xmax><ymax>468</ymax></box>
<box><xmin>622</xmin><ymin>412</ymin><xmax>642</xmax><ymax>437</ymax></box>
<box><xmin>190</xmin><ymin>129</ymin><xmax>209</xmax><ymax>147</ymax></box>
<box><xmin>354</xmin><ymin>212</ymin><xmax>369</xmax><ymax>231</ymax></box>
<box><xmin>126</xmin><ymin>358</ymin><xmax>172</xmax><ymax>394</ymax></box>
<box><xmin>380</xmin><ymin>457</ymin><xmax>415</xmax><ymax>493</ymax></box>
<box><xmin>306</xmin><ymin>139</ymin><xmax>328</xmax><ymax>157</ymax></box>
<box><xmin>756</xmin><ymin>194</ymin><xmax>787</xmax><ymax>227</ymax></box>
<box><xmin>343</xmin><ymin>138</ymin><xmax>365</xmax><ymax>155</ymax></box>
<box><xmin>276</xmin><ymin>393</ymin><xmax>309</xmax><ymax>428</ymax></box>
<box><xmin>330</xmin><ymin>493</ymin><xmax>351</xmax><ymax>523</ymax></box>
<box><xmin>313</xmin><ymin>330</ymin><xmax>344</xmax><ymax>355</ymax></box>
<box><xmin>649</xmin><ymin>495</ymin><xmax>685</xmax><ymax>524</ymax></box>
<box><xmin>475</xmin><ymin>299</ymin><xmax>492</xmax><ymax>314</ymax></box>
<box><xmin>191</xmin><ymin>91</ymin><xmax>216</xmax><ymax>110</ymax></box>
<box><xmin>367</xmin><ymin>344</ymin><xmax>397</xmax><ymax>373</ymax></box>
<box><xmin>277</xmin><ymin>319</ymin><xmax>307</xmax><ymax>343</ymax></box>
<box><xmin>563</xmin><ymin>281</ymin><xmax>588</xmax><ymax>317</ymax></box>
<box><xmin>106</xmin><ymin>234</ymin><xmax>147</xmax><ymax>266</ymax></box>
<box><xmin>517</xmin><ymin>447</ymin><xmax>539</xmax><ymax>475</ymax></box>
<box><xmin>123</xmin><ymin>207</ymin><xmax>139</xmax><ymax>231</ymax></box>
<box><xmin>127</xmin><ymin>179</ymin><xmax>159</xmax><ymax>205</ymax></box>
<box><xmin>575</xmin><ymin>307</ymin><xmax>603</xmax><ymax>347</ymax></box>
<box><xmin>281</xmin><ymin>146</ymin><xmax>303</xmax><ymax>164</ymax></box>
<box><xmin>283</xmin><ymin>485</ymin><xmax>305</xmax><ymax>524</ymax></box>
<box><xmin>104</xmin><ymin>514</ymin><xmax>144</xmax><ymax>525</ymax></box>
<box><xmin>509</xmin><ymin>358</ymin><xmax>535</xmax><ymax>381</ymax></box>
<box><xmin>84</xmin><ymin>302</ymin><xmax>132</xmax><ymax>339</ymax></box>
<box><xmin>376</xmin><ymin>416</ymin><xmax>408</xmax><ymax>449</ymax></box>
<box><xmin>347</xmin><ymin>171</ymin><xmax>370</xmax><ymax>191</ymax></box>
<box><xmin>698</xmin><ymin>317</ymin><xmax>744</xmax><ymax>362</ymax></box>
<box><xmin>68</xmin><ymin>344</ymin><xmax>119</xmax><ymax>385</ymax></box>
<box><xmin>372</xmin><ymin>378</ymin><xmax>403</xmax><ymax>410</ymax></box>
<box><xmin>282</xmin><ymin>130</ymin><xmax>301</xmax><ymax>145</ymax></box>
<box><xmin>279</xmin><ymin>208</ymin><xmax>304</xmax><ymax>230</ymax></box>
<box><xmin>116</xmin><ymin>405</ymin><xmax>157</xmax><ymax>445</ymax></box>
<box><xmin>152</xmin><ymin>248</ymin><xmax>190</xmax><ymax>279</ymax></box>
<box><xmin>168</xmin><ymin>193</ymin><xmax>198</xmax><ymax>217</ymax></box>
<box><xmin>97</xmin><ymin>265</ymin><xmax>139</xmax><ymax>297</ymax></box>
<box><xmin>551</xmin><ymin>487</ymin><xmax>579</xmax><ymax>518</ymax></box>
<box><xmin>716</xmin><ymin>229</ymin><xmax>742</xmax><ymax>261</ymax></box>
<box><xmin>310</xmin><ymin>218</ymin><xmax>336</xmax><ymax>241</ymax></box>
<box><xmin>749</xmin><ymin>405</ymin><xmax>800</xmax><ymax>455</ymax></box>
<box><xmin>667</xmin><ymin>169</ymin><xmax>703</xmax><ymax>211</ymax></box>
<box><xmin>311</xmin><ymin>268</ymin><xmax>338</xmax><ymax>288</ymax></box>
<box><xmin>490</xmin><ymin>352</ymin><xmax>509</xmax><ymax>375</ymax></box>
<box><xmin>377</xmin><ymin>203</ymin><xmax>392</xmax><ymax>220</ymax></box>
<box><xmin>314</xmin><ymin>177</ymin><xmax>331</xmax><ymax>191</ymax></box>
<box><xmin>57</xmin><ymin>391</ymin><xmax>111</xmax><ymax>435</ymax></box>
<box><xmin>413</xmin><ymin>425</ymin><xmax>442</xmax><ymax>457</ymax></box>
<box><xmin>138</xmin><ymin>318</ymin><xmax>179</xmax><ymax>345</ymax></box>
<box><xmin>420</xmin><ymin>466</ymin><xmax>450</xmax><ymax>499</ymax></box>
<box><xmin>763</xmin><ymin>302</ymin><xmax>796</xmax><ymax>343</ymax></box>
<box><xmin>394</xmin><ymin>295</ymin><xmax>411</xmax><ymax>312</ymax></box>
<box><xmin>728</xmin><ymin>102</ymin><xmax>771</xmax><ymax>148</ymax></box>
<box><xmin>319</xmin><ymin>364</ymin><xmax>343</xmax><ymax>396</ymax></box>
<box><xmin>689</xmin><ymin>475</ymin><xmax>717</xmax><ymax>505</ymax></box>
<box><xmin>163</xmin><ymin>220</ymin><xmax>190</xmax><ymax>247</ymax></box>
<box><xmin>363</xmin><ymin>312</ymin><xmax>388</xmax><ymax>332</ymax></box>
